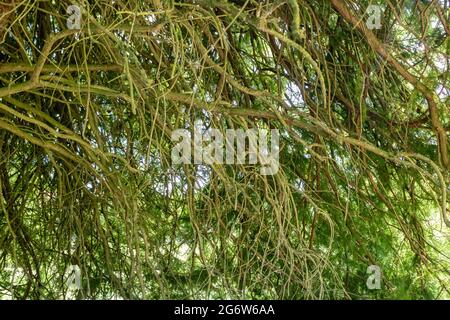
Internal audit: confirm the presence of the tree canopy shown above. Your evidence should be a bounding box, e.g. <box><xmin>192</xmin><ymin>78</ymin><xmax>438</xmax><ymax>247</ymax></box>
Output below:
<box><xmin>0</xmin><ymin>0</ymin><xmax>448</xmax><ymax>299</ymax></box>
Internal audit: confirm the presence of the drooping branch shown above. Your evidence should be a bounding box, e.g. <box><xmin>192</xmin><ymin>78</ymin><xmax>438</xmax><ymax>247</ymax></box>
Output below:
<box><xmin>330</xmin><ymin>0</ymin><xmax>449</xmax><ymax>170</ymax></box>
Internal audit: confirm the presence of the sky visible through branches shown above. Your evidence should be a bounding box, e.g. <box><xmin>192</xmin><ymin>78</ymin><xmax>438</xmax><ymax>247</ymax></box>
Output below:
<box><xmin>0</xmin><ymin>0</ymin><xmax>448</xmax><ymax>299</ymax></box>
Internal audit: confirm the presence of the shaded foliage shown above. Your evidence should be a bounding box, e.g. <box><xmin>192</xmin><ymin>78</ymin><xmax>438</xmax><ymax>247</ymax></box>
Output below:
<box><xmin>0</xmin><ymin>0</ymin><xmax>448</xmax><ymax>299</ymax></box>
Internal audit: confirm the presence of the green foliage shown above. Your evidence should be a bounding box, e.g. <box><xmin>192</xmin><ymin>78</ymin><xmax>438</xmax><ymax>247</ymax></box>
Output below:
<box><xmin>0</xmin><ymin>0</ymin><xmax>448</xmax><ymax>299</ymax></box>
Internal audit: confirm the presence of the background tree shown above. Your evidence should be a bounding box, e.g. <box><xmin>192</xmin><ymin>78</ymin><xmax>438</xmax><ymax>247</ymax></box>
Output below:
<box><xmin>0</xmin><ymin>0</ymin><xmax>448</xmax><ymax>299</ymax></box>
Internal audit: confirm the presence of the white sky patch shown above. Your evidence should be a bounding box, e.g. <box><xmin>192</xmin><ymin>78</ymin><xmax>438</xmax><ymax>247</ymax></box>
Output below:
<box><xmin>195</xmin><ymin>165</ymin><xmax>211</xmax><ymax>190</ymax></box>
<box><xmin>433</xmin><ymin>53</ymin><xmax>447</xmax><ymax>73</ymax></box>
<box><xmin>175</xmin><ymin>243</ymin><xmax>191</xmax><ymax>262</ymax></box>
<box><xmin>435</xmin><ymin>84</ymin><xmax>448</xmax><ymax>101</ymax></box>
<box><xmin>426</xmin><ymin>208</ymin><xmax>450</xmax><ymax>243</ymax></box>
<box><xmin>145</xmin><ymin>14</ymin><xmax>157</xmax><ymax>24</ymax></box>
<box><xmin>294</xmin><ymin>178</ymin><xmax>306</xmax><ymax>192</ymax></box>
<box><xmin>285</xmin><ymin>81</ymin><xmax>304</xmax><ymax>107</ymax></box>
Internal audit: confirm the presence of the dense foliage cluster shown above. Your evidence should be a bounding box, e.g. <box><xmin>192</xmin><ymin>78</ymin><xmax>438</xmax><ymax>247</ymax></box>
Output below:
<box><xmin>0</xmin><ymin>0</ymin><xmax>448</xmax><ymax>299</ymax></box>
